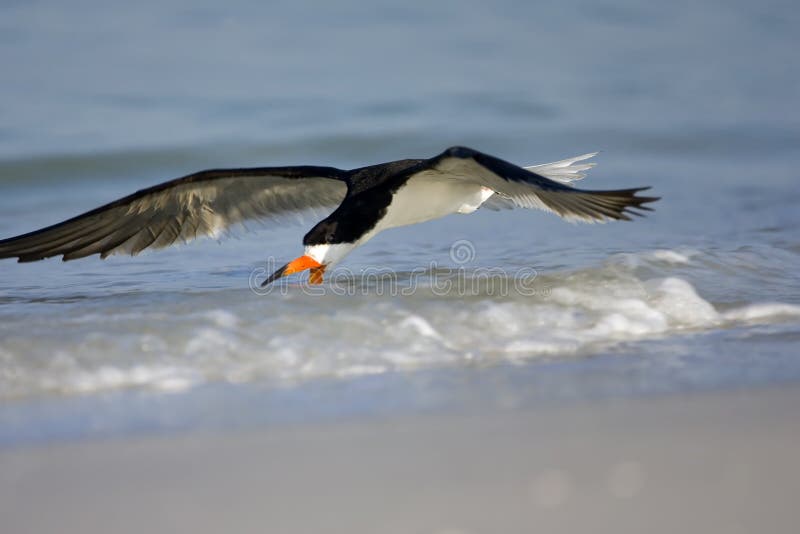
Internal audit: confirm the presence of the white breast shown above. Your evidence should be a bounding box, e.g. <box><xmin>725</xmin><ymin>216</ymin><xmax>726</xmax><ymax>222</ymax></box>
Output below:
<box><xmin>374</xmin><ymin>177</ymin><xmax>494</xmax><ymax>233</ymax></box>
<box><xmin>305</xmin><ymin>177</ymin><xmax>494</xmax><ymax>267</ymax></box>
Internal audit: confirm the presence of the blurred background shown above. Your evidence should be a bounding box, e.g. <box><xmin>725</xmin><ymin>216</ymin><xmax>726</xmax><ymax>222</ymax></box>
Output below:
<box><xmin>1</xmin><ymin>1</ymin><xmax>799</xmax><ymax>532</ymax></box>
<box><xmin>2</xmin><ymin>0</ymin><xmax>797</xmax><ymax>161</ymax></box>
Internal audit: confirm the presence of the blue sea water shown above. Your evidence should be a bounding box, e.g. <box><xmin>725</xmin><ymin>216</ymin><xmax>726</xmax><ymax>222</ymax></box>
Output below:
<box><xmin>1</xmin><ymin>0</ymin><xmax>799</xmax><ymax>445</ymax></box>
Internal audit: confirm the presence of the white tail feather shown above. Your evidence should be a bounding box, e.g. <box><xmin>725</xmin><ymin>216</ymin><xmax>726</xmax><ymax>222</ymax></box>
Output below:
<box><xmin>524</xmin><ymin>152</ymin><xmax>598</xmax><ymax>186</ymax></box>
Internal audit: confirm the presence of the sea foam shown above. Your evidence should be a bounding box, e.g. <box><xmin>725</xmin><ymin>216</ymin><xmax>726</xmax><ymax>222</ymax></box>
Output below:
<box><xmin>1</xmin><ymin>251</ymin><xmax>799</xmax><ymax>400</ymax></box>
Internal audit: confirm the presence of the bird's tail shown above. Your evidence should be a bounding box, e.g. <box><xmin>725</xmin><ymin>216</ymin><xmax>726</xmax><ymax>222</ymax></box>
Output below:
<box><xmin>524</xmin><ymin>152</ymin><xmax>597</xmax><ymax>186</ymax></box>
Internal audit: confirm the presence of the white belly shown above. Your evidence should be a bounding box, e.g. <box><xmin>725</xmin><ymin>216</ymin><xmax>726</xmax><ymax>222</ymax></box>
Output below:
<box><xmin>306</xmin><ymin>178</ymin><xmax>494</xmax><ymax>266</ymax></box>
<box><xmin>374</xmin><ymin>179</ymin><xmax>494</xmax><ymax>233</ymax></box>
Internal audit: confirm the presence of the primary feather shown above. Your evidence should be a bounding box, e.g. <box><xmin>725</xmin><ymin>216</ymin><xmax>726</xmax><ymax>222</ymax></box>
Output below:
<box><xmin>0</xmin><ymin>167</ymin><xmax>347</xmax><ymax>262</ymax></box>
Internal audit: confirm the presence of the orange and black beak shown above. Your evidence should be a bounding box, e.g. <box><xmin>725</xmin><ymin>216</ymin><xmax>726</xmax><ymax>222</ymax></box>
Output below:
<box><xmin>261</xmin><ymin>255</ymin><xmax>326</xmax><ymax>287</ymax></box>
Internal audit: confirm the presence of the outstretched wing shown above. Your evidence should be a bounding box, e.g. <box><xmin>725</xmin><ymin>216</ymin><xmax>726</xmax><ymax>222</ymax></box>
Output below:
<box><xmin>0</xmin><ymin>166</ymin><xmax>348</xmax><ymax>262</ymax></box>
<box><xmin>424</xmin><ymin>147</ymin><xmax>658</xmax><ymax>222</ymax></box>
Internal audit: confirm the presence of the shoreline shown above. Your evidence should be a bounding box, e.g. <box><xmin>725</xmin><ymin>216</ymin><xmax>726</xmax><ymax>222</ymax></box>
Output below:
<box><xmin>2</xmin><ymin>385</ymin><xmax>798</xmax><ymax>533</ymax></box>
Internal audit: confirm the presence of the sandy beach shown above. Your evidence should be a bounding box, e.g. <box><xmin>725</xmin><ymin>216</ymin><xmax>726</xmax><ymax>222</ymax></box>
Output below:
<box><xmin>2</xmin><ymin>385</ymin><xmax>798</xmax><ymax>534</ymax></box>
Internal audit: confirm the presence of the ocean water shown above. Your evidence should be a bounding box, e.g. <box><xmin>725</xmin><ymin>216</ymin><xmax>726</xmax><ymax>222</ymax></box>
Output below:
<box><xmin>1</xmin><ymin>0</ymin><xmax>799</xmax><ymax>444</ymax></box>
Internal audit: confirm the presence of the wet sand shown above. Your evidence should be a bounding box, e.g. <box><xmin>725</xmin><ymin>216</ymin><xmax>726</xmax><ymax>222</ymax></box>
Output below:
<box><xmin>2</xmin><ymin>386</ymin><xmax>799</xmax><ymax>534</ymax></box>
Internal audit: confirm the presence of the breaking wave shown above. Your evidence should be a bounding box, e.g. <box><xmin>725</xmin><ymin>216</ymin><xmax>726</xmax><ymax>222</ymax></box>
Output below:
<box><xmin>1</xmin><ymin>248</ymin><xmax>798</xmax><ymax>400</ymax></box>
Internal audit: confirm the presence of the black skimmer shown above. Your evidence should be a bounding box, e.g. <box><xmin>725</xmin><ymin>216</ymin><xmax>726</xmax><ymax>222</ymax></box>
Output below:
<box><xmin>0</xmin><ymin>146</ymin><xmax>658</xmax><ymax>285</ymax></box>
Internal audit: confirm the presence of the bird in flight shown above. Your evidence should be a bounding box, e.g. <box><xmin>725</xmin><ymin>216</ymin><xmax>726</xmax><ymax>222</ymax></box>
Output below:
<box><xmin>0</xmin><ymin>146</ymin><xmax>658</xmax><ymax>285</ymax></box>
